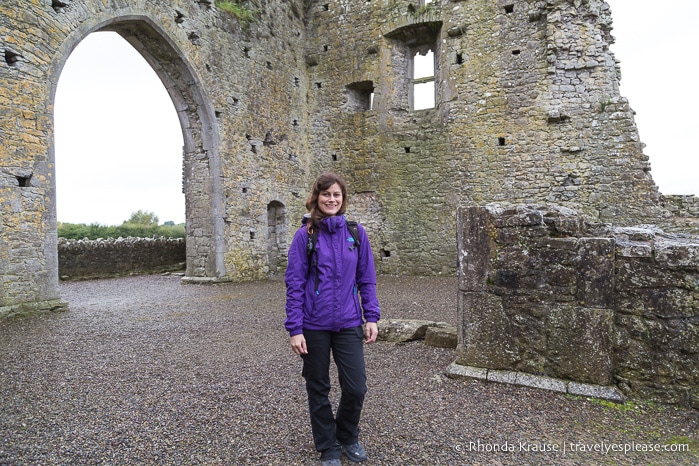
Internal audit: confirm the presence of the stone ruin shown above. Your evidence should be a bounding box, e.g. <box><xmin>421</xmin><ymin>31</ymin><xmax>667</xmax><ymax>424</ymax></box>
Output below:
<box><xmin>1</xmin><ymin>1</ymin><xmax>697</xmax><ymax>405</ymax></box>
<box><xmin>454</xmin><ymin>204</ymin><xmax>698</xmax><ymax>408</ymax></box>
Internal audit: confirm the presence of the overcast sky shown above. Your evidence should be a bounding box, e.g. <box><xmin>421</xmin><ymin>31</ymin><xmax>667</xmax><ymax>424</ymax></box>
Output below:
<box><xmin>53</xmin><ymin>0</ymin><xmax>697</xmax><ymax>226</ymax></box>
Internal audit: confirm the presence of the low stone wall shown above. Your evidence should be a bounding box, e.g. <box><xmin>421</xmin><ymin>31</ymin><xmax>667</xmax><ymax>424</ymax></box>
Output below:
<box><xmin>455</xmin><ymin>204</ymin><xmax>699</xmax><ymax>408</ymax></box>
<box><xmin>58</xmin><ymin>237</ymin><xmax>186</xmax><ymax>280</ymax></box>
<box><xmin>662</xmin><ymin>194</ymin><xmax>699</xmax><ymax>218</ymax></box>
<box><xmin>661</xmin><ymin>195</ymin><xmax>699</xmax><ymax>235</ymax></box>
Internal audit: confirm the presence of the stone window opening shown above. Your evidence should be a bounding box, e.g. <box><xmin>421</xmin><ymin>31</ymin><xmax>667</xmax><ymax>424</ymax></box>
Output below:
<box><xmin>384</xmin><ymin>20</ymin><xmax>441</xmax><ymax>113</ymax></box>
<box><xmin>51</xmin><ymin>0</ymin><xmax>68</xmax><ymax>13</ymax></box>
<box><xmin>346</xmin><ymin>80</ymin><xmax>375</xmax><ymax>112</ymax></box>
<box><xmin>411</xmin><ymin>46</ymin><xmax>435</xmax><ymax>110</ymax></box>
<box><xmin>4</xmin><ymin>49</ymin><xmax>20</xmax><ymax>66</ymax></box>
<box><xmin>504</xmin><ymin>4</ymin><xmax>515</xmax><ymax>14</ymax></box>
<box><xmin>16</xmin><ymin>175</ymin><xmax>32</xmax><ymax>187</ymax></box>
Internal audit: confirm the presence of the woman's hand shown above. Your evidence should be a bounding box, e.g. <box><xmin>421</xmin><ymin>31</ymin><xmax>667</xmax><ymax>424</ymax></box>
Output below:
<box><xmin>290</xmin><ymin>334</ymin><xmax>307</xmax><ymax>355</ymax></box>
<box><xmin>365</xmin><ymin>322</ymin><xmax>378</xmax><ymax>344</ymax></box>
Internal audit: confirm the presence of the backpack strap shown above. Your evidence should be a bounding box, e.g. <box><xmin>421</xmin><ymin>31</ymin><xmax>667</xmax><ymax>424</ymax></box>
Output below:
<box><xmin>306</xmin><ymin>228</ymin><xmax>320</xmax><ymax>294</ymax></box>
<box><xmin>346</xmin><ymin>220</ymin><xmax>361</xmax><ymax>250</ymax></box>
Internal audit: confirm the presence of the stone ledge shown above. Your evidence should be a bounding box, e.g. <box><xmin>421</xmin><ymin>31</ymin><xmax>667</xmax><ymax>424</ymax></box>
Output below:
<box><xmin>0</xmin><ymin>299</ymin><xmax>69</xmax><ymax>319</ymax></box>
<box><xmin>446</xmin><ymin>362</ymin><xmax>625</xmax><ymax>403</ymax></box>
<box><xmin>181</xmin><ymin>276</ymin><xmax>233</xmax><ymax>285</ymax></box>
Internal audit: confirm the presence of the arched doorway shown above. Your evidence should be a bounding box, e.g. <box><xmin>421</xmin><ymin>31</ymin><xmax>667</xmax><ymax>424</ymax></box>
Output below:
<box><xmin>49</xmin><ymin>18</ymin><xmax>226</xmax><ymax>282</ymax></box>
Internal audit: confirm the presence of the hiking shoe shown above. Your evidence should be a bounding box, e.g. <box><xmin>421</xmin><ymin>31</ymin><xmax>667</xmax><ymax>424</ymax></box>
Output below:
<box><xmin>342</xmin><ymin>442</ymin><xmax>368</xmax><ymax>462</ymax></box>
<box><xmin>320</xmin><ymin>459</ymin><xmax>341</xmax><ymax>466</ymax></box>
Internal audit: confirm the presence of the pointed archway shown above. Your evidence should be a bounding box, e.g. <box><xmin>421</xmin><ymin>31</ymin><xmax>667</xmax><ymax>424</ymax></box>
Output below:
<box><xmin>50</xmin><ymin>17</ymin><xmax>227</xmax><ymax>282</ymax></box>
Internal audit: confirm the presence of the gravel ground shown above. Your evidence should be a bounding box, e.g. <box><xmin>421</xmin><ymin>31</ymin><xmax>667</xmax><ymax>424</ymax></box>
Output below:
<box><xmin>1</xmin><ymin>274</ymin><xmax>697</xmax><ymax>465</ymax></box>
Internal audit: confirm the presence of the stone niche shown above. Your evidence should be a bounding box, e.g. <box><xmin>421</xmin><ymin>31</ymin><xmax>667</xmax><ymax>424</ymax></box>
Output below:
<box><xmin>454</xmin><ymin>204</ymin><xmax>699</xmax><ymax>408</ymax></box>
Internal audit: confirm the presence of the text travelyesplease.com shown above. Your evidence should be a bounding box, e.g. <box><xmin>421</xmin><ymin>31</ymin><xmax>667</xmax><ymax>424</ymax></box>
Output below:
<box><xmin>452</xmin><ymin>440</ymin><xmax>689</xmax><ymax>455</ymax></box>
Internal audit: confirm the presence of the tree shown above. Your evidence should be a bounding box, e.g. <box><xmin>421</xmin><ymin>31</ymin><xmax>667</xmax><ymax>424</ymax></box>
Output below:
<box><xmin>125</xmin><ymin>210</ymin><xmax>159</xmax><ymax>226</ymax></box>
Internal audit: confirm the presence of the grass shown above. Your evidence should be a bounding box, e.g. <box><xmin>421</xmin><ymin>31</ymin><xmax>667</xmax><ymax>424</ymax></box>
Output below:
<box><xmin>215</xmin><ymin>0</ymin><xmax>259</xmax><ymax>26</ymax></box>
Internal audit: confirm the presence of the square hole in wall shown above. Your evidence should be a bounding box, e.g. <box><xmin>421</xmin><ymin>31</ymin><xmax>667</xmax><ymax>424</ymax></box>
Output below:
<box><xmin>16</xmin><ymin>175</ymin><xmax>31</xmax><ymax>187</ymax></box>
<box><xmin>345</xmin><ymin>80</ymin><xmax>375</xmax><ymax>112</ymax></box>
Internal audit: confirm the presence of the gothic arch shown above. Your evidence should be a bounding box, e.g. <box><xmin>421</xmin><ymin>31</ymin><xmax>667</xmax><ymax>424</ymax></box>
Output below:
<box><xmin>48</xmin><ymin>16</ymin><xmax>226</xmax><ymax>282</ymax></box>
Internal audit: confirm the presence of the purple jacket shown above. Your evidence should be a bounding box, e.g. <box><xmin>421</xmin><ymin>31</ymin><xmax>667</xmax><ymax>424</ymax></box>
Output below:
<box><xmin>284</xmin><ymin>215</ymin><xmax>380</xmax><ymax>336</ymax></box>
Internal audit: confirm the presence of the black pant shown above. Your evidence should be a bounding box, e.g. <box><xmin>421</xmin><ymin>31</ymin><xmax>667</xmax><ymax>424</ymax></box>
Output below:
<box><xmin>302</xmin><ymin>326</ymin><xmax>367</xmax><ymax>460</ymax></box>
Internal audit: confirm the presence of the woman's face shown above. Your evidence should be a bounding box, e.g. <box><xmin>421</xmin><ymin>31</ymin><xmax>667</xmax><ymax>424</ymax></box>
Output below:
<box><xmin>317</xmin><ymin>182</ymin><xmax>343</xmax><ymax>217</ymax></box>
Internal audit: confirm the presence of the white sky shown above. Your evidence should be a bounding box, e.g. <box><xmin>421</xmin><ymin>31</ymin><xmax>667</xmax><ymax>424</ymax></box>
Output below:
<box><xmin>53</xmin><ymin>1</ymin><xmax>697</xmax><ymax>225</ymax></box>
<box><xmin>55</xmin><ymin>33</ymin><xmax>184</xmax><ymax>225</ymax></box>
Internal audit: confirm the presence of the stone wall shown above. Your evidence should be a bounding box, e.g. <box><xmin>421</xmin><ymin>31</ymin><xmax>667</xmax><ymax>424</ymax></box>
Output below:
<box><xmin>58</xmin><ymin>237</ymin><xmax>186</xmax><ymax>280</ymax></box>
<box><xmin>455</xmin><ymin>204</ymin><xmax>699</xmax><ymax>408</ymax></box>
<box><xmin>1</xmin><ymin>0</ymin><xmax>694</xmax><ymax>313</ymax></box>
<box><xmin>306</xmin><ymin>0</ymin><xmax>668</xmax><ymax>275</ymax></box>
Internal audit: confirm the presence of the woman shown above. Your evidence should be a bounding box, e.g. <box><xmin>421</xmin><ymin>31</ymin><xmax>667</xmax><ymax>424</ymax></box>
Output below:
<box><xmin>285</xmin><ymin>172</ymin><xmax>380</xmax><ymax>465</ymax></box>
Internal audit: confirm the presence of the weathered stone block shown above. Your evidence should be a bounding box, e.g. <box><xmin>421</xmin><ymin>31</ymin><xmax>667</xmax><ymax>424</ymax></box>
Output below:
<box><xmin>456</xmin><ymin>290</ymin><xmax>517</xmax><ymax>369</ymax></box>
<box><xmin>615</xmin><ymin>240</ymin><xmax>653</xmax><ymax>258</ymax></box>
<box><xmin>575</xmin><ymin>238</ymin><xmax>615</xmax><ymax>307</ymax></box>
<box><xmin>568</xmin><ymin>382</ymin><xmax>625</xmax><ymax>403</ymax></box>
<box><xmin>456</xmin><ymin>207</ymin><xmax>492</xmax><ymax>292</ymax></box>
<box><xmin>424</xmin><ymin>325</ymin><xmax>458</xmax><ymax>348</ymax></box>
<box><xmin>546</xmin><ymin>306</ymin><xmax>614</xmax><ymax>386</ymax></box>
<box><xmin>378</xmin><ymin>319</ymin><xmax>440</xmax><ymax>343</ymax></box>
<box><xmin>445</xmin><ymin>363</ymin><xmax>487</xmax><ymax>380</ymax></box>
<box><xmin>655</xmin><ymin>240</ymin><xmax>699</xmax><ymax>269</ymax></box>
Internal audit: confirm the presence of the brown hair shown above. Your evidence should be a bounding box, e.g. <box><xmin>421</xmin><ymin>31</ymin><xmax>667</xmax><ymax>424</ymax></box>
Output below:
<box><xmin>305</xmin><ymin>172</ymin><xmax>348</xmax><ymax>232</ymax></box>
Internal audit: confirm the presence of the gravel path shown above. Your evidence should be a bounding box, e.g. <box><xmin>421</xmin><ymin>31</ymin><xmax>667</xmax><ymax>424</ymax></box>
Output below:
<box><xmin>1</xmin><ymin>275</ymin><xmax>697</xmax><ymax>465</ymax></box>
